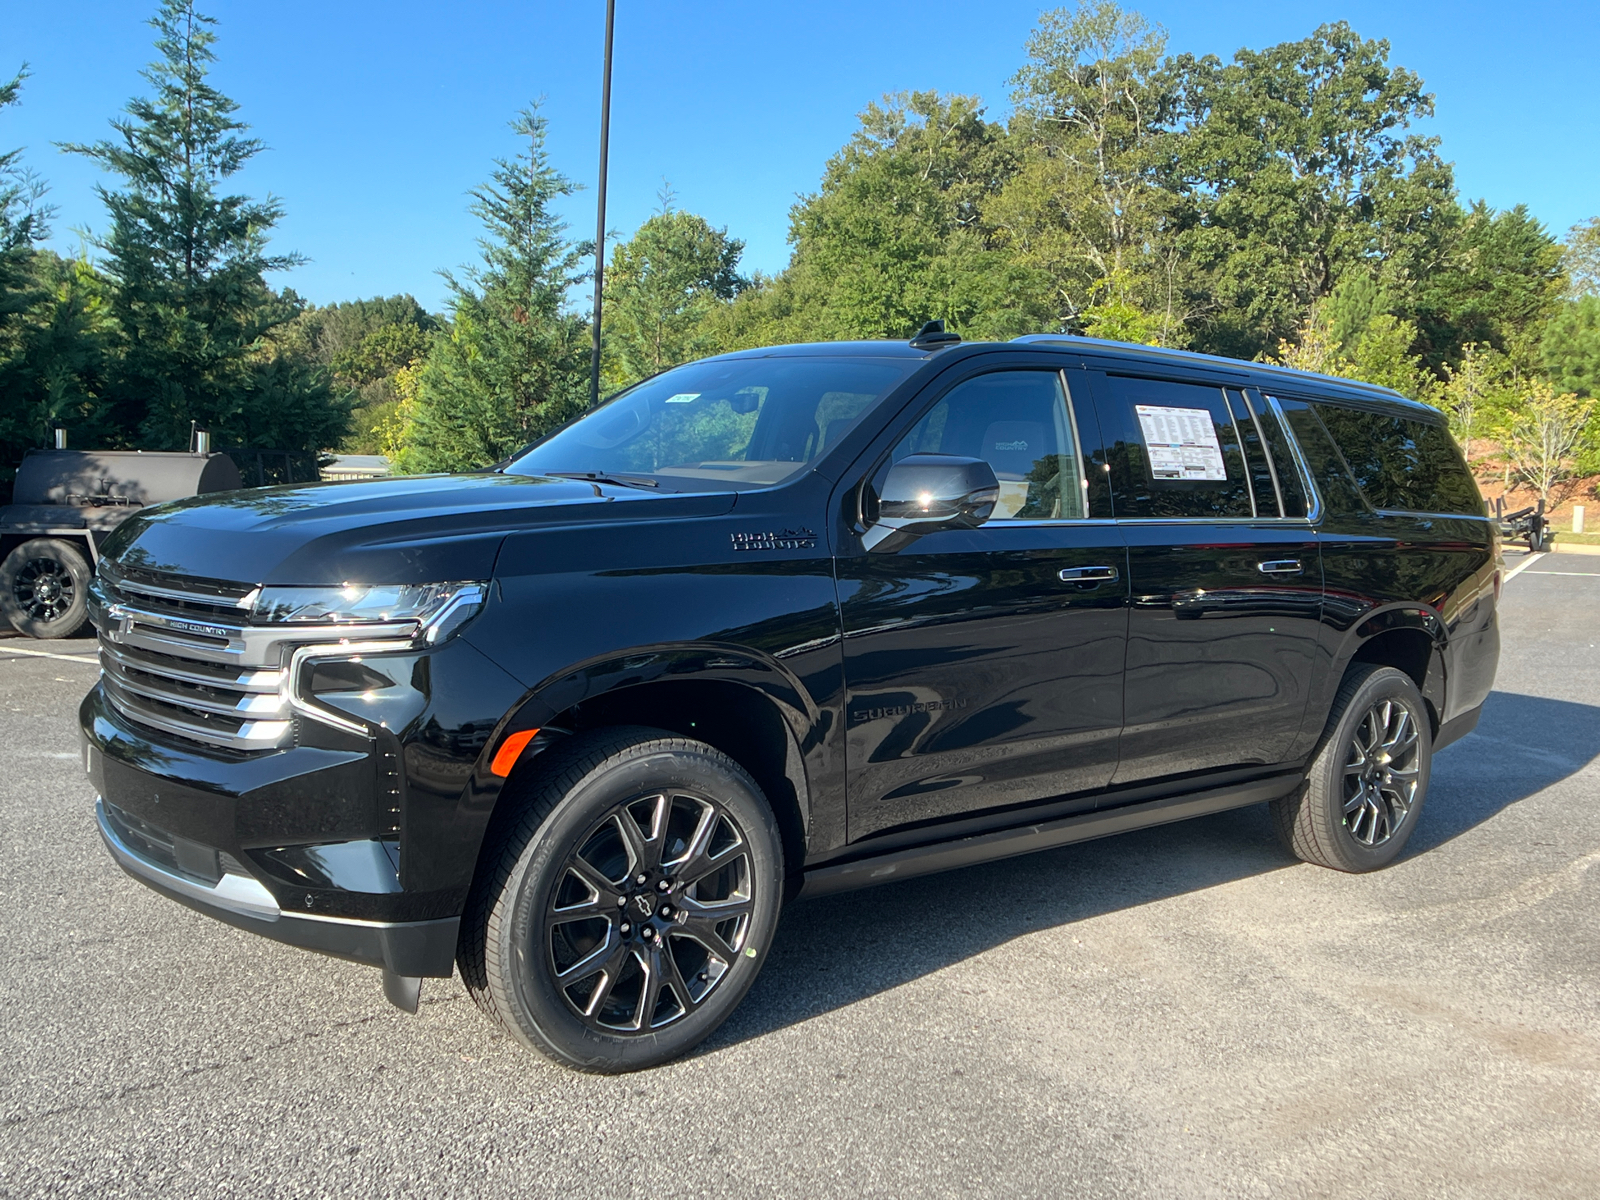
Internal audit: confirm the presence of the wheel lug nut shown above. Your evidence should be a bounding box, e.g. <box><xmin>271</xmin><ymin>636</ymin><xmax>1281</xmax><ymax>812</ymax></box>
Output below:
<box><xmin>616</xmin><ymin>895</ymin><xmax>627</xmax><ymax>907</ymax></box>
<box><xmin>635</xmin><ymin>873</ymin><xmax>648</xmax><ymax>886</ymax></box>
<box><xmin>620</xmin><ymin>922</ymin><xmax>631</xmax><ymax>934</ymax></box>
<box><xmin>659</xmin><ymin>905</ymin><xmax>673</xmax><ymax>919</ymax></box>
<box><xmin>656</xmin><ymin>878</ymin><xmax>671</xmax><ymax>892</ymax></box>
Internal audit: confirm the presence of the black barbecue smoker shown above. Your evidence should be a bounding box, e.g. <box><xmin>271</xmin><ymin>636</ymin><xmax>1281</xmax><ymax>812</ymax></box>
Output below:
<box><xmin>0</xmin><ymin>430</ymin><xmax>242</xmax><ymax>638</ymax></box>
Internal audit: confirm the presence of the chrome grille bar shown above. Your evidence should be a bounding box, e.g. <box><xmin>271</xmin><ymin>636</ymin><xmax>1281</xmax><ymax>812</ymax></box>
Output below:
<box><xmin>91</xmin><ymin>565</ymin><xmax>416</xmax><ymax>753</ymax></box>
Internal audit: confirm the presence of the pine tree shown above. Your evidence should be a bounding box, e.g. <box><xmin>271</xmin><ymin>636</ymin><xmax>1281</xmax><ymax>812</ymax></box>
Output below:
<box><xmin>405</xmin><ymin>106</ymin><xmax>590</xmax><ymax>473</ymax></box>
<box><xmin>64</xmin><ymin>0</ymin><xmax>340</xmax><ymax>452</ymax></box>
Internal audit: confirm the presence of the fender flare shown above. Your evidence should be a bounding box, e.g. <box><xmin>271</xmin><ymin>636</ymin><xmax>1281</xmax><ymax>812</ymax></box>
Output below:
<box><xmin>474</xmin><ymin>641</ymin><xmax>825</xmax><ymax>835</ymax></box>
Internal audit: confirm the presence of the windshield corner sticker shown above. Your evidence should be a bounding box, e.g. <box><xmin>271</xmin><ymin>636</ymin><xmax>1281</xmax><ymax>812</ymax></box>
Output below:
<box><xmin>731</xmin><ymin>528</ymin><xmax>817</xmax><ymax>552</ymax></box>
<box><xmin>1134</xmin><ymin>404</ymin><xmax>1227</xmax><ymax>481</ymax></box>
<box><xmin>664</xmin><ymin>392</ymin><xmax>701</xmax><ymax>404</ymax></box>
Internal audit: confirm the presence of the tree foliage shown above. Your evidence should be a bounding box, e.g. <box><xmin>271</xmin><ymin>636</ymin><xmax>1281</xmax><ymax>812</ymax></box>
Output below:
<box><xmin>400</xmin><ymin>105</ymin><xmax>590</xmax><ymax>472</ymax></box>
<box><xmin>602</xmin><ymin>192</ymin><xmax>747</xmax><ymax>386</ymax></box>
<box><xmin>61</xmin><ymin>0</ymin><xmax>343</xmax><ymax>453</ymax></box>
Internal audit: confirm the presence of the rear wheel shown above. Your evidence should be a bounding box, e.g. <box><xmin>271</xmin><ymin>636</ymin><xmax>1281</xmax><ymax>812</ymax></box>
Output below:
<box><xmin>0</xmin><ymin>538</ymin><xmax>91</xmax><ymax>639</ymax></box>
<box><xmin>459</xmin><ymin>726</ymin><xmax>783</xmax><ymax>1072</ymax></box>
<box><xmin>1272</xmin><ymin>665</ymin><xmax>1433</xmax><ymax>872</ymax></box>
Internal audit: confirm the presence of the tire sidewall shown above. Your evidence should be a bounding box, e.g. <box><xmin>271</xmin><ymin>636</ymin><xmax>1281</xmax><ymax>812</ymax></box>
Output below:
<box><xmin>1316</xmin><ymin>667</ymin><xmax>1433</xmax><ymax>871</ymax></box>
<box><xmin>1</xmin><ymin>539</ymin><xmax>91</xmax><ymax>639</ymax></box>
<box><xmin>495</xmin><ymin>743</ymin><xmax>783</xmax><ymax>1072</ymax></box>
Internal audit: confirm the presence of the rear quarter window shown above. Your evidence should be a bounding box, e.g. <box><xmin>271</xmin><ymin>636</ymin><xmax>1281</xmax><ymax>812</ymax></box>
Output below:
<box><xmin>1311</xmin><ymin>404</ymin><xmax>1484</xmax><ymax>516</ymax></box>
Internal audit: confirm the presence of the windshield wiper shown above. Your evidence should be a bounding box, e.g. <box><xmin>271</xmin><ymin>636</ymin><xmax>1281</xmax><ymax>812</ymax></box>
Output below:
<box><xmin>544</xmin><ymin>470</ymin><xmax>660</xmax><ymax>490</ymax></box>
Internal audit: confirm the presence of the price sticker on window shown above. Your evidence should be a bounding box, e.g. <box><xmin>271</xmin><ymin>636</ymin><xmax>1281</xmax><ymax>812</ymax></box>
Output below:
<box><xmin>1134</xmin><ymin>405</ymin><xmax>1227</xmax><ymax>481</ymax></box>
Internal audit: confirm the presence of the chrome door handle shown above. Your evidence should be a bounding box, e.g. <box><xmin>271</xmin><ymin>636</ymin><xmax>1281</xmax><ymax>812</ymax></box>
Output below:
<box><xmin>1059</xmin><ymin>566</ymin><xmax>1119</xmax><ymax>582</ymax></box>
<box><xmin>1257</xmin><ymin>559</ymin><xmax>1303</xmax><ymax>575</ymax></box>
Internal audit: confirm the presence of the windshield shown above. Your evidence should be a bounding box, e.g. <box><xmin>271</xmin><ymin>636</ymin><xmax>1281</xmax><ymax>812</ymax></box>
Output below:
<box><xmin>505</xmin><ymin>356</ymin><xmax>917</xmax><ymax>490</ymax></box>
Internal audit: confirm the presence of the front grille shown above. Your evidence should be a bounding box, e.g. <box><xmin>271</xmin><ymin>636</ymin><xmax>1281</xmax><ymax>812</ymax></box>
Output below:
<box><xmin>90</xmin><ymin>562</ymin><xmax>423</xmax><ymax>755</ymax></box>
<box><xmin>92</xmin><ymin>563</ymin><xmax>293</xmax><ymax>753</ymax></box>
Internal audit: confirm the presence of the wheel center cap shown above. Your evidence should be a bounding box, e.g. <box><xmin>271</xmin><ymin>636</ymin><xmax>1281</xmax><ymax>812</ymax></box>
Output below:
<box><xmin>631</xmin><ymin>893</ymin><xmax>655</xmax><ymax>918</ymax></box>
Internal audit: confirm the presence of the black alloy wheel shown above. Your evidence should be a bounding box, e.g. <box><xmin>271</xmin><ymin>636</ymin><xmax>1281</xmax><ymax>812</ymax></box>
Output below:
<box><xmin>546</xmin><ymin>789</ymin><xmax>754</xmax><ymax>1033</ymax></box>
<box><xmin>0</xmin><ymin>538</ymin><xmax>92</xmax><ymax>639</ymax></box>
<box><xmin>1272</xmin><ymin>665</ymin><xmax>1434</xmax><ymax>872</ymax></box>
<box><xmin>1341</xmin><ymin>697</ymin><xmax>1423</xmax><ymax>847</ymax></box>
<box><xmin>460</xmin><ymin>727</ymin><xmax>783</xmax><ymax>1072</ymax></box>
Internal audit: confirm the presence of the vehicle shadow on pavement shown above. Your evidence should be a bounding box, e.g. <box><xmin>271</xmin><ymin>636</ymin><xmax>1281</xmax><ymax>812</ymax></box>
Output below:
<box><xmin>708</xmin><ymin>688</ymin><xmax>1600</xmax><ymax>1052</ymax></box>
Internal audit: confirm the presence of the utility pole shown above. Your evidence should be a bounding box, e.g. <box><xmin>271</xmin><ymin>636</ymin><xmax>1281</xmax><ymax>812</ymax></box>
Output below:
<box><xmin>589</xmin><ymin>0</ymin><xmax>616</xmax><ymax>409</ymax></box>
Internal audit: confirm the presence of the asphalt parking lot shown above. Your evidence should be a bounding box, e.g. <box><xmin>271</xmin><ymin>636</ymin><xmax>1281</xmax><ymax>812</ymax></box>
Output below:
<box><xmin>2</xmin><ymin>550</ymin><xmax>1597</xmax><ymax>1198</ymax></box>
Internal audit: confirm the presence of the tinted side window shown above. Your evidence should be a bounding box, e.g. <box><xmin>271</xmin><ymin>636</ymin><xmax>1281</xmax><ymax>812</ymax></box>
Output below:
<box><xmin>1253</xmin><ymin>394</ymin><xmax>1308</xmax><ymax>518</ymax></box>
<box><xmin>1313</xmin><ymin>404</ymin><xmax>1484</xmax><ymax>516</ymax></box>
<box><xmin>1273</xmin><ymin>397</ymin><xmax>1368</xmax><ymax>517</ymax></box>
<box><xmin>1226</xmin><ymin>390</ymin><xmax>1282</xmax><ymax>518</ymax></box>
<box><xmin>892</xmin><ymin>371</ymin><xmax>1087</xmax><ymax>520</ymax></box>
<box><xmin>1093</xmin><ymin>375</ymin><xmax>1253</xmax><ymax>519</ymax></box>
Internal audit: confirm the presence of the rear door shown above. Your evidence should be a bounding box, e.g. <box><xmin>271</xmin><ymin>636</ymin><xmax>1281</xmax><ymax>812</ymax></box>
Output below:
<box><xmin>1077</xmin><ymin>368</ymin><xmax>1323</xmax><ymax>784</ymax></box>
<box><xmin>836</xmin><ymin>363</ymin><xmax>1128</xmax><ymax>840</ymax></box>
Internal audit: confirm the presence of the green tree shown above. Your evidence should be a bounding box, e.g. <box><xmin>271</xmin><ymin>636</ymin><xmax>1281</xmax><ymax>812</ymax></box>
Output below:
<box><xmin>1563</xmin><ymin>216</ymin><xmax>1600</xmax><ymax>298</ymax></box>
<box><xmin>1541</xmin><ymin>295</ymin><xmax>1600</xmax><ymax>400</ymax></box>
<box><xmin>1414</xmin><ymin>202</ymin><xmax>1565</xmax><ymax>371</ymax></box>
<box><xmin>1179</xmin><ymin>22</ymin><xmax>1456</xmax><ymax>361</ymax></box>
<box><xmin>603</xmin><ymin>194</ymin><xmax>747</xmax><ymax>386</ymax></box>
<box><xmin>404</xmin><ymin>105</ymin><xmax>589</xmax><ymax>473</ymax></box>
<box><xmin>1498</xmin><ymin>381</ymin><xmax>1593</xmax><ymax>507</ymax></box>
<box><xmin>1436</xmin><ymin>341</ymin><xmax>1509</xmax><ymax>463</ymax></box>
<box><xmin>63</xmin><ymin>0</ymin><xmax>342</xmax><ymax>453</ymax></box>
<box><xmin>993</xmin><ymin>2</ymin><xmax>1191</xmax><ymax>340</ymax></box>
<box><xmin>277</xmin><ymin>295</ymin><xmax>440</xmax><ymax>453</ymax></box>
<box><xmin>780</xmin><ymin>90</ymin><xmax>1042</xmax><ymax>342</ymax></box>
<box><xmin>2</xmin><ymin>69</ymin><xmax>115</xmax><ymax>491</ymax></box>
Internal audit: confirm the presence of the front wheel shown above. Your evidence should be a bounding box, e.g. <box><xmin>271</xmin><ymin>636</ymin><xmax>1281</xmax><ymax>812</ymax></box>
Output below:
<box><xmin>459</xmin><ymin>727</ymin><xmax>784</xmax><ymax>1072</ymax></box>
<box><xmin>0</xmin><ymin>538</ymin><xmax>91</xmax><ymax>638</ymax></box>
<box><xmin>1272</xmin><ymin>665</ymin><xmax>1433</xmax><ymax>872</ymax></box>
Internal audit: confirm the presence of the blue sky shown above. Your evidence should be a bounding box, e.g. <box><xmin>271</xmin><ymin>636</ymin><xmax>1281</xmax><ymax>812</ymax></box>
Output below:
<box><xmin>6</xmin><ymin>1</ymin><xmax>1596</xmax><ymax>312</ymax></box>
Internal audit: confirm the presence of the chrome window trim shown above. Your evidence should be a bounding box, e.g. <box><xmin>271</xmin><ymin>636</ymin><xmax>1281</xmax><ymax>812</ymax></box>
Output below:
<box><xmin>1260</xmin><ymin>393</ymin><xmax>1324</xmax><ymax>524</ymax></box>
<box><xmin>1054</xmin><ymin>369</ymin><xmax>1094</xmax><ymax>521</ymax></box>
<box><xmin>1218</xmin><ymin>388</ymin><xmax>1261</xmax><ymax>519</ymax></box>
<box><xmin>1110</xmin><ymin>517</ymin><xmax>1317</xmax><ymax>527</ymax></box>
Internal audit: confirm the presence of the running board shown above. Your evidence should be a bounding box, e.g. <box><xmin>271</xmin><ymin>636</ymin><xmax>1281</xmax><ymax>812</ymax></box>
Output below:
<box><xmin>798</xmin><ymin>772</ymin><xmax>1303</xmax><ymax>899</ymax></box>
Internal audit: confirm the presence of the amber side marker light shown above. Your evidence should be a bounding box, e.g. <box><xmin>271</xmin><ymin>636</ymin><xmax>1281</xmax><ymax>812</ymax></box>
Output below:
<box><xmin>490</xmin><ymin>728</ymin><xmax>542</xmax><ymax>777</ymax></box>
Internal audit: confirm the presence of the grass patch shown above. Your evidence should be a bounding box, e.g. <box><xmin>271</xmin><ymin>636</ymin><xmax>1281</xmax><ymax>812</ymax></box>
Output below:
<box><xmin>1552</xmin><ymin>531</ymin><xmax>1600</xmax><ymax>545</ymax></box>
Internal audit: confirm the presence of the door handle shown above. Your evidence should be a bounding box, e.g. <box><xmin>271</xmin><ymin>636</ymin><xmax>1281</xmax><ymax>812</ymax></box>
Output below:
<box><xmin>1059</xmin><ymin>565</ymin><xmax>1119</xmax><ymax>583</ymax></box>
<box><xmin>1257</xmin><ymin>559</ymin><xmax>1304</xmax><ymax>575</ymax></box>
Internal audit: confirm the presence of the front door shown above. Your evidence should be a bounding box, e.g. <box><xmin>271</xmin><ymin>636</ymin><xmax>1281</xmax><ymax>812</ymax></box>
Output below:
<box><xmin>1078</xmin><ymin>369</ymin><xmax>1323</xmax><ymax>784</ymax></box>
<box><xmin>836</xmin><ymin>367</ymin><xmax>1129</xmax><ymax>841</ymax></box>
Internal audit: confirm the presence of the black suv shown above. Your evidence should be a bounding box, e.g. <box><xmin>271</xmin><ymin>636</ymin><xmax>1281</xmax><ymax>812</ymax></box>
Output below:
<box><xmin>81</xmin><ymin>332</ymin><xmax>1499</xmax><ymax>1072</ymax></box>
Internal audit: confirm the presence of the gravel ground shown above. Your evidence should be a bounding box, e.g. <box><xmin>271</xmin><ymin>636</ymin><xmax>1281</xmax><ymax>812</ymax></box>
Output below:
<box><xmin>1</xmin><ymin>549</ymin><xmax>1596</xmax><ymax>1198</ymax></box>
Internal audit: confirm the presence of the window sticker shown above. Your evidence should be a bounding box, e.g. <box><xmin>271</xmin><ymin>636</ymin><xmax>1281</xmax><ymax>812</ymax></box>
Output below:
<box><xmin>1134</xmin><ymin>404</ymin><xmax>1227</xmax><ymax>481</ymax></box>
<box><xmin>664</xmin><ymin>393</ymin><xmax>701</xmax><ymax>404</ymax></box>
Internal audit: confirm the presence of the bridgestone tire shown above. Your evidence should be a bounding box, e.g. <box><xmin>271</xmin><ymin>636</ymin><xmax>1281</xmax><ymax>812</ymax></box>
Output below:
<box><xmin>0</xmin><ymin>538</ymin><xmax>91</xmax><ymax>639</ymax></box>
<box><xmin>458</xmin><ymin>726</ymin><xmax>784</xmax><ymax>1073</ymax></box>
<box><xmin>1271</xmin><ymin>665</ymin><xmax>1433</xmax><ymax>872</ymax></box>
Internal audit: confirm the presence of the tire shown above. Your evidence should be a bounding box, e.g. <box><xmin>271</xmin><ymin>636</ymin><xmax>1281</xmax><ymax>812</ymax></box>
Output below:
<box><xmin>458</xmin><ymin>726</ymin><xmax>784</xmax><ymax>1073</ymax></box>
<box><xmin>0</xmin><ymin>538</ymin><xmax>92</xmax><ymax>639</ymax></box>
<box><xmin>1271</xmin><ymin>665</ymin><xmax>1433</xmax><ymax>872</ymax></box>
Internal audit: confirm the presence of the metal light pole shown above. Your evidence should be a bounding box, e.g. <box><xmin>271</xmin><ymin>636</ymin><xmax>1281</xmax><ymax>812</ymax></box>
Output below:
<box><xmin>589</xmin><ymin>0</ymin><xmax>616</xmax><ymax>409</ymax></box>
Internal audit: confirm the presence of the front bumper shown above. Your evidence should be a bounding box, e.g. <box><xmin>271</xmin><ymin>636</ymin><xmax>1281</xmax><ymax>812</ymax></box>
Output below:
<box><xmin>95</xmin><ymin>796</ymin><xmax>458</xmax><ymax>977</ymax></box>
<box><xmin>82</xmin><ymin>682</ymin><xmax>463</xmax><ymax>978</ymax></box>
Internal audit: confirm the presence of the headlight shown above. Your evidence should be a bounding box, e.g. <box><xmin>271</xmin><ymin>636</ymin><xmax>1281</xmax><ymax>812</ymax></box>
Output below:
<box><xmin>252</xmin><ymin>582</ymin><xmax>487</xmax><ymax>643</ymax></box>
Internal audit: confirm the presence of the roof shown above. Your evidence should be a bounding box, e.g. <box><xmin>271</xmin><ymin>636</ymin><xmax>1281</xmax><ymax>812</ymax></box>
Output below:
<box><xmin>701</xmin><ymin>333</ymin><xmax>1437</xmax><ymax>420</ymax></box>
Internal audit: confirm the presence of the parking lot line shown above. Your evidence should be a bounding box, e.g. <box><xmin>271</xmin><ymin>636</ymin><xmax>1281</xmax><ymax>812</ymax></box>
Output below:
<box><xmin>1522</xmin><ymin>570</ymin><xmax>1600</xmax><ymax>576</ymax></box>
<box><xmin>0</xmin><ymin>644</ymin><xmax>99</xmax><ymax>664</ymax></box>
<box><xmin>1502</xmin><ymin>551</ymin><xmax>1546</xmax><ymax>581</ymax></box>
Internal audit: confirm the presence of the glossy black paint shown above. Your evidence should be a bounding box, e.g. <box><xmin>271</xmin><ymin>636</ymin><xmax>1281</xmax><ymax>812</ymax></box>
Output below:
<box><xmin>79</xmin><ymin>335</ymin><xmax>1500</xmax><ymax>988</ymax></box>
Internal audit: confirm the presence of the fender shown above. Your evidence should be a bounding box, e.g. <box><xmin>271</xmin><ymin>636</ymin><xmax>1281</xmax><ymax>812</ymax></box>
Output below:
<box><xmin>455</xmin><ymin>641</ymin><xmax>833</xmax><ymax>890</ymax></box>
<box><xmin>1333</xmin><ymin>602</ymin><xmax>1448</xmax><ymax>726</ymax></box>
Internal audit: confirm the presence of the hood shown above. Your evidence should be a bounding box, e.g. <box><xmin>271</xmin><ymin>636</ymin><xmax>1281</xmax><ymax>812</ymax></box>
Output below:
<box><xmin>98</xmin><ymin>472</ymin><xmax>738</xmax><ymax>586</ymax></box>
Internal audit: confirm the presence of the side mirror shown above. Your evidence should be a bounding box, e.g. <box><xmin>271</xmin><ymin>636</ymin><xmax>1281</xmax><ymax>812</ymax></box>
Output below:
<box><xmin>863</xmin><ymin>454</ymin><xmax>1000</xmax><ymax>552</ymax></box>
